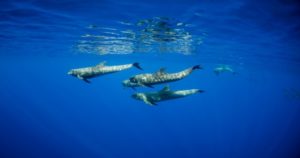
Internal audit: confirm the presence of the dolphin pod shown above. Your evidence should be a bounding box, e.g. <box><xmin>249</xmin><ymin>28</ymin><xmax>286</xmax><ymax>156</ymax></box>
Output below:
<box><xmin>68</xmin><ymin>61</ymin><xmax>236</xmax><ymax>106</ymax></box>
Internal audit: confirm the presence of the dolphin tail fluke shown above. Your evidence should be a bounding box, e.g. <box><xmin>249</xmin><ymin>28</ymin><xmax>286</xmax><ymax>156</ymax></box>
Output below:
<box><xmin>197</xmin><ymin>89</ymin><xmax>205</xmax><ymax>93</ymax></box>
<box><xmin>133</xmin><ymin>62</ymin><xmax>143</xmax><ymax>70</ymax></box>
<box><xmin>192</xmin><ymin>65</ymin><xmax>202</xmax><ymax>70</ymax></box>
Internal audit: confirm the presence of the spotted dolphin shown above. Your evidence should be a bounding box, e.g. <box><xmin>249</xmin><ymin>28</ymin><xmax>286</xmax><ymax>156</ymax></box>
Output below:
<box><xmin>122</xmin><ymin>65</ymin><xmax>202</xmax><ymax>89</ymax></box>
<box><xmin>68</xmin><ymin>61</ymin><xmax>143</xmax><ymax>83</ymax></box>
<box><xmin>214</xmin><ymin>65</ymin><xmax>236</xmax><ymax>75</ymax></box>
<box><xmin>132</xmin><ymin>86</ymin><xmax>204</xmax><ymax>106</ymax></box>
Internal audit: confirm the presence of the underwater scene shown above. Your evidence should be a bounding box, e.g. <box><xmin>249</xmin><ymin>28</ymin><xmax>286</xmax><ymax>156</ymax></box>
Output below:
<box><xmin>1</xmin><ymin>0</ymin><xmax>300</xmax><ymax>157</ymax></box>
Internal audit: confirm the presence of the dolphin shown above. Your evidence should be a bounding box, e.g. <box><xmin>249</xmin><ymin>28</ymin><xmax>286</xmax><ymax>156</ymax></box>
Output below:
<box><xmin>132</xmin><ymin>86</ymin><xmax>204</xmax><ymax>106</ymax></box>
<box><xmin>68</xmin><ymin>61</ymin><xmax>143</xmax><ymax>83</ymax></box>
<box><xmin>213</xmin><ymin>65</ymin><xmax>236</xmax><ymax>75</ymax></box>
<box><xmin>122</xmin><ymin>65</ymin><xmax>202</xmax><ymax>89</ymax></box>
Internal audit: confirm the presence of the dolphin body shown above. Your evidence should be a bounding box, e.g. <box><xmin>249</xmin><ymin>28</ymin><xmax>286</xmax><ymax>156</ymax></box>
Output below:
<box><xmin>214</xmin><ymin>65</ymin><xmax>236</xmax><ymax>75</ymax></box>
<box><xmin>68</xmin><ymin>61</ymin><xmax>142</xmax><ymax>83</ymax></box>
<box><xmin>132</xmin><ymin>86</ymin><xmax>204</xmax><ymax>106</ymax></box>
<box><xmin>122</xmin><ymin>65</ymin><xmax>202</xmax><ymax>89</ymax></box>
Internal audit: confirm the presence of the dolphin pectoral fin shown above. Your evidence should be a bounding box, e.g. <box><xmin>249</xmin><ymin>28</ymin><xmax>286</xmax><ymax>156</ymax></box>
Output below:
<box><xmin>83</xmin><ymin>78</ymin><xmax>91</xmax><ymax>83</ymax></box>
<box><xmin>144</xmin><ymin>99</ymin><xmax>157</xmax><ymax>106</ymax></box>
<box><xmin>151</xmin><ymin>102</ymin><xmax>157</xmax><ymax>106</ymax></box>
<box><xmin>77</xmin><ymin>75</ymin><xmax>84</xmax><ymax>80</ymax></box>
<box><xmin>77</xmin><ymin>75</ymin><xmax>91</xmax><ymax>83</ymax></box>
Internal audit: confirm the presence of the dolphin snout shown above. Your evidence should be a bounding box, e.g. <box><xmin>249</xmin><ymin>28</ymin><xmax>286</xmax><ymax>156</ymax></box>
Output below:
<box><xmin>122</xmin><ymin>80</ymin><xmax>127</xmax><ymax>87</ymax></box>
<box><xmin>67</xmin><ymin>70</ymin><xmax>76</xmax><ymax>76</ymax></box>
<box><xmin>122</xmin><ymin>79</ymin><xmax>132</xmax><ymax>87</ymax></box>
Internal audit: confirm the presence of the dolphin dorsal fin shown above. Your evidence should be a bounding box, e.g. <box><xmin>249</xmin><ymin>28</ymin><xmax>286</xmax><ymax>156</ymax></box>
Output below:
<box><xmin>160</xmin><ymin>85</ymin><xmax>170</xmax><ymax>92</ymax></box>
<box><xmin>96</xmin><ymin>61</ymin><xmax>106</xmax><ymax>68</ymax></box>
<box><xmin>154</xmin><ymin>68</ymin><xmax>166</xmax><ymax>76</ymax></box>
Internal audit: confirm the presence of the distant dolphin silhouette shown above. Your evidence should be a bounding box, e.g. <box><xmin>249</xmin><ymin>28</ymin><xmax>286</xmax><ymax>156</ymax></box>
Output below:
<box><xmin>214</xmin><ymin>65</ymin><xmax>236</xmax><ymax>75</ymax></box>
<box><xmin>132</xmin><ymin>86</ymin><xmax>204</xmax><ymax>106</ymax></box>
<box><xmin>122</xmin><ymin>65</ymin><xmax>202</xmax><ymax>89</ymax></box>
<box><xmin>68</xmin><ymin>61</ymin><xmax>142</xmax><ymax>83</ymax></box>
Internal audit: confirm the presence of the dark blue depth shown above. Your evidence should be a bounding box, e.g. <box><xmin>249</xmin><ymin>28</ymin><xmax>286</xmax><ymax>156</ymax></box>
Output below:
<box><xmin>0</xmin><ymin>0</ymin><xmax>300</xmax><ymax>158</ymax></box>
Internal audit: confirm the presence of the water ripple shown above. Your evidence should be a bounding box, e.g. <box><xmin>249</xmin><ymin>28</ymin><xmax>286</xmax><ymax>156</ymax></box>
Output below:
<box><xmin>76</xmin><ymin>17</ymin><xmax>205</xmax><ymax>55</ymax></box>
<box><xmin>0</xmin><ymin>0</ymin><xmax>299</xmax><ymax>63</ymax></box>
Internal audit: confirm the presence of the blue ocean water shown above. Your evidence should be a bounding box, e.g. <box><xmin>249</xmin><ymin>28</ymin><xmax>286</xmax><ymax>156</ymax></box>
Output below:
<box><xmin>1</xmin><ymin>0</ymin><xmax>300</xmax><ymax>157</ymax></box>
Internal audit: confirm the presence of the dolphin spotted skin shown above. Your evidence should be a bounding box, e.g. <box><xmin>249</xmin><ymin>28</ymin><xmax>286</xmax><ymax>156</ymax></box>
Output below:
<box><xmin>132</xmin><ymin>86</ymin><xmax>204</xmax><ymax>106</ymax></box>
<box><xmin>214</xmin><ymin>65</ymin><xmax>236</xmax><ymax>75</ymax></box>
<box><xmin>122</xmin><ymin>65</ymin><xmax>202</xmax><ymax>89</ymax></box>
<box><xmin>68</xmin><ymin>61</ymin><xmax>143</xmax><ymax>83</ymax></box>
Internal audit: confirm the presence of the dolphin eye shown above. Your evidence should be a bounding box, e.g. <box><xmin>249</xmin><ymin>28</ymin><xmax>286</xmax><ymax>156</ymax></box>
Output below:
<box><xmin>129</xmin><ymin>77</ymin><xmax>137</xmax><ymax>83</ymax></box>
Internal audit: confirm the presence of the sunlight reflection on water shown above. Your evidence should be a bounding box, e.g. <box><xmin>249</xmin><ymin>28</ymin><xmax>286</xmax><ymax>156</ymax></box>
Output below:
<box><xmin>75</xmin><ymin>17</ymin><xmax>204</xmax><ymax>55</ymax></box>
